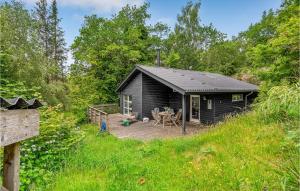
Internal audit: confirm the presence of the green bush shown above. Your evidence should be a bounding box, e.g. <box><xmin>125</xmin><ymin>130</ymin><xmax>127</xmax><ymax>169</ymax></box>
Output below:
<box><xmin>0</xmin><ymin>79</ymin><xmax>42</xmax><ymax>99</ymax></box>
<box><xmin>255</xmin><ymin>83</ymin><xmax>300</xmax><ymax>190</ymax></box>
<box><xmin>255</xmin><ymin>83</ymin><xmax>300</xmax><ymax>124</ymax></box>
<box><xmin>18</xmin><ymin>105</ymin><xmax>85</xmax><ymax>190</ymax></box>
<box><xmin>0</xmin><ymin>77</ymin><xmax>85</xmax><ymax>190</ymax></box>
<box><xmin>255</xmin><ymin>83</ymin><xmax>300</xmax><ymax>149</ymax></box>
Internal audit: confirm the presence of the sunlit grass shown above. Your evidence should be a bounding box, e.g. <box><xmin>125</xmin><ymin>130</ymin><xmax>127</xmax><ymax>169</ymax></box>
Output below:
<box><xmin>42</xmin><ymin>112</ymin><xmax>285</xmax><ymax>191</ymax></box>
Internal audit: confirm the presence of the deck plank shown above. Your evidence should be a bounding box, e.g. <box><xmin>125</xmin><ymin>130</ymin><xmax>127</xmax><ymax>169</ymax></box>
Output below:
<box><xmin>108</xmin><ymin>113</ymin><xmax>211</xmax><ymax>141</ymax></box>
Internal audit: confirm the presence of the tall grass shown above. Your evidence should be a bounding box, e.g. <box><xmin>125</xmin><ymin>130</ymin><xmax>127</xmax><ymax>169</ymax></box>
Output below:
<box><xmin>255</xmin><ymin>83</ymin><xmax>300</xmax><ymax>190</ymax></box>
<box><xmin>255</xmin><ymin>83</ymin><xmax>300</xmax><ymax>124</ymax></box>
<box><xmin>41</xmin><ymin>112</ymin><xmax>288</xmax><ymax>191</ymax></box>
<box><xmin>30</xmin><ymin>84</ymin><xmax>299</xmax><ymax>191</ymax></box>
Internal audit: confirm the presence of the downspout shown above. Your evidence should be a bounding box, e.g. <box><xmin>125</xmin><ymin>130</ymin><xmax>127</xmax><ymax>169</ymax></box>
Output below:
<box><xmin>213</xmin><ymin>97</ymin><xmax>216</xmax><ymax>123</ymax></box>
<box><xmin>245</xmin><ymin>91</ymin><xmax>254</xmax><ymax>110</ymax></box>
<box><xmin>182</xmin><ymin>93</ymin><xmax>186</xmax><ymax>135</ymax></box>
<box><xmin>141</xmin><ymin>73</ymin><xmax>143</xmax><ymax>120</ymax></box>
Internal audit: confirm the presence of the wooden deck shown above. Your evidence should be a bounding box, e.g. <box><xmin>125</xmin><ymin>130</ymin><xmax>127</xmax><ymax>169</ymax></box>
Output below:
<box><xmin>108</xmin><ymin>113</ymin><xmax>212</xmax><ymax>141</ymax></box>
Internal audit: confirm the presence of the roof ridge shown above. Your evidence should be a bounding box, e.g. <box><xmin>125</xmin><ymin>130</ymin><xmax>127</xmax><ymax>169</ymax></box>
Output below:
<box><xmin>137</xmin><ymin>64</ymin><xmax>224</xmax><ymax>76</ymax></box>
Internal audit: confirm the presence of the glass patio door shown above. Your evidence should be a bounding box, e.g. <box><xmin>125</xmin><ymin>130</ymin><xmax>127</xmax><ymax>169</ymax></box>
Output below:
<box><xmin>123</xmin><ymin>95</ymin><xmax>132</xmax><ymax>115</ymax></box>
<box><xmin>190</xmin><ymin>95</ymin><xmax>200</xmax><ymax>122</ymax></box>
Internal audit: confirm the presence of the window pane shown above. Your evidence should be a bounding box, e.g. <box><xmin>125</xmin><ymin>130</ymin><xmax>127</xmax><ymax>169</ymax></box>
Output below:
<box><xmin>123</xmin><ymin>95</ymin><xmax>133</xmax><ymax>115</ymax></box>
<box><xmin>232</xmin><ymin>94</ymin><xmax>243</xmax><ymax>102</ymax></box>
<box><xmin>207</xmin><ymin>99</ymin><xmax>212</xmax><ymax>110</ymax></box>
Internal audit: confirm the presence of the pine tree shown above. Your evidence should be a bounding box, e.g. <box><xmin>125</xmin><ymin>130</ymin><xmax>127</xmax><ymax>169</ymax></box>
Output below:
<box><xmin>34</xmin><ymin>0</ymin><xmax>67</xmax><ymax>81</ymax></box>
<box><xmin>49</xmin><ymin>0</ymin><xmax>67</xmax><ymax>79</ymax></box>
<box><xmin>34</xmin><ymin>0</ymin><xmax>50</xmax><ymax>57</ymax></box>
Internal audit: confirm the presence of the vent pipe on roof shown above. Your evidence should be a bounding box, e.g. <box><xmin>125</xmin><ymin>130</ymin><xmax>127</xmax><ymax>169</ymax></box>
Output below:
<box><xmin>156</xmin><ymin>47</ymin><xmax>161</xmax><ymax>67</ymax></box>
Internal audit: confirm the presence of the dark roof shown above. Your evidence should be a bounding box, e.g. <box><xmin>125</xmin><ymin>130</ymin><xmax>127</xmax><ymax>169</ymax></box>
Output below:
<box><xmin>117</xmin><ymin>65</ymin><xmax>258</xmax><ymax>94</ymax></box>
<box><xmin>0</xmin><ymin>97</ymin><xmax>43</xmax><ymax>110</ymax></box>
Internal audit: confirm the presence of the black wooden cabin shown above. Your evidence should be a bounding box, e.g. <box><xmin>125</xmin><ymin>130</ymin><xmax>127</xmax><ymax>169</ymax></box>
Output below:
<box><xmin>117</xmin><ymin>65</ymin><xmax>258</xmax><ymax>133</ymax></box>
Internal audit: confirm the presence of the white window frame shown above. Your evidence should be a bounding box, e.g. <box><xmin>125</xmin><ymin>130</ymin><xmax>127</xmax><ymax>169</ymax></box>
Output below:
<box><xmin>232</xmin><ymin>94</ymin><xmax>243</xmax><ymax>102</ymax></box>
<box><xmin>190</xmin><ymin>95</ymin><xmax>200</xmax><ymax>122</ymax></box>
<box><xmin>123</xmin><ymin>95</ymin><xmax>132</xmax><ymax>115</ymax></box>
<box><xmin>207</xmin><ymin>99</ymin><xmax>212</xmax><ymax>110</ymax></box>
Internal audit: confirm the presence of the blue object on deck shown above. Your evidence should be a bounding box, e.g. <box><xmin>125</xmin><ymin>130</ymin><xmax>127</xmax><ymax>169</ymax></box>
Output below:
<box><xmin>101</xmin><ymin>121</ymin><xmax>107</xmax><ymax>132</ymax></box>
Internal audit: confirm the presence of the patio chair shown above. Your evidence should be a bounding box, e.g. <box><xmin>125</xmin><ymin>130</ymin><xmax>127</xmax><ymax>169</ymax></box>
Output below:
<box><xmin>152</xmin><ymin>110</ymin><xmax>161</xmax><ymax>126</ymax></box>
<box><xmin>154</xmin><ymin>107</ymin><xmax>160</xmax><ymax>113</ymax></box>
<box><xmin>171</xmin><ymin>109</ymin><xmax>182</xmax><ymax>127</ymax></box>
<box><xmin>169</xmin><ymin>108</ymin><xmax>174</xmax><ymax>114</ymax></box>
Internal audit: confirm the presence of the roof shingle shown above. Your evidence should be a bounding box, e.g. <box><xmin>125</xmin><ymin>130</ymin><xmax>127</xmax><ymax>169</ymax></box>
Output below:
<box><xmin>117</xmin><ymin>65</ymin><xmax>258</xmax><ymax>93</ymax></box>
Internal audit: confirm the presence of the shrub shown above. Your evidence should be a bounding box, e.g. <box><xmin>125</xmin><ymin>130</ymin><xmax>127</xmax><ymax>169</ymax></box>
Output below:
<box><xmin>255</xmin><ymin>83</ymin><xmax>300</xmax><ymax>124</ymax></box>
<box><xmin>18</xmin><ymin>105</ymin><xmax>85</xmax><ymax>190</ymax></box>
<box><xmin>0</xmin><ymin>79</ymin><xmax>42</xmax><ymax>99</ymax></box>
<box><xmin>255</xmin><ymin>83</ymin><xmax>300</xmax><ymax>190</ymax></box>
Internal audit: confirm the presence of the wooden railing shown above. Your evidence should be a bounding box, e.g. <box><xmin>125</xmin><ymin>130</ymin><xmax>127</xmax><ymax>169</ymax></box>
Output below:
<box><xmin>92</xmin><ymin>104</ymin><xmax>119</xmax><ymax>114</ymax></box>
<box><xmin>87</xmin><ymin>104</ymin><xmax>119</xmax><ymax>132</ymax></box>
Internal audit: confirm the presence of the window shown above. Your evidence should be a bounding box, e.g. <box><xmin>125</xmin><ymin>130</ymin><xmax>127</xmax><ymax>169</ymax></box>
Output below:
<box><xmin>123</xmin><ymin>95</ymin><xmax>132</xmax><ymax>115</ymax></box>
<box><xmin>232</xmin><ymin>94</ymin><xmax>243</xmax><ymax>102</ymax></box>
<box><xmin>207</xmin><ymin>99</ymin><xmax>212</xmax><ymax>110</ymax></box>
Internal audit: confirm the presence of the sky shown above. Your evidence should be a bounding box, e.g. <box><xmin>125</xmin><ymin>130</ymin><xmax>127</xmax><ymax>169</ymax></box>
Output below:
<box><xmin>18</xmin><ymin>0</ymin><xmax>282</xmax><ymax>65</ymax></box>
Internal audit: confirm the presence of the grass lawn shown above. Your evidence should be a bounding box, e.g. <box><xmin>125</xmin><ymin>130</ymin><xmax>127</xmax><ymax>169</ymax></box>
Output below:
<box><xmin>44</xmin><ymin>112</ymin><xmax>285</xmax><ymax>191</ymax></box>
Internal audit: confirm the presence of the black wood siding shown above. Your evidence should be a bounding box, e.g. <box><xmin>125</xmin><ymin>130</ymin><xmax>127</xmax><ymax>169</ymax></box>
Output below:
<box><xmin>213</xmin><ymin>93</ymin><xmax>246</xmax><ymax>123</ymax></box>
<box><xmin>169</xmin><ymin>92</ymin><xmax>182</xmax><ymax>111</ymax></box>
<box><xmin>169</xmin><ymin>92</ymin><xmax>190</xmax><ymax>121</ymax></box>
<box><xmin>119</xmin><ymin>72</ymin><xmax>142</xmax><ymax>119</ymax></box>
<box><xmin>188</xmin><ymin>92</ymin><xmax>256</xmax><ymax>124</ymax></box>
<box><xmin>200</xmin><ymin>95</ymin><xmax>215</xmax><ymax>124</ymax></box>
<box><xmin>142</xmin><ymin>74</ymin><xmax>171</xmax><ymax>118</ymax></box>
<box><xmin>119</xmin><ymin>71</ymin><xmax>257</xmax><ymax>124</ymax></box>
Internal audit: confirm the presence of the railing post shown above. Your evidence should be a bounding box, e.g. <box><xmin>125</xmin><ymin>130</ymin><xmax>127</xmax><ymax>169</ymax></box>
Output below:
<box><xmin>93</xmin><ymin>109</ymin><xmax>96</xmax><ymax>124</ymax></box>
<box><xmin>90</xmin><ymin>107</ymin><xmax>92</xmax><ymax>123</ymax></box>
<box><xmin>106</xmin><ymin>114</ymin><xmax>110</xmax><ymax>132</ymax></box>
<box><xmin>98</xmin><ymin>111</ymin><xmax>101</xmax><ymax>130</ymax></box>
<box><xmin>90</xmin><ymin>108</ymin><xmax>92</xmax><ymax>123</ymax></box>
<box><xmin>87</xmin><ymin>105</ymin><xmax>115</xmax><ymax>133</ymax></box>
<box><xmin>87</xmin><ymin>107</ymin><xmax>90</xmax><ymax>122</ymax></box>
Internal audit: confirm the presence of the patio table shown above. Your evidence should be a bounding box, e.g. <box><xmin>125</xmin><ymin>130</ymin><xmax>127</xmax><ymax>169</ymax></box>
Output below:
<box><xmin>158</xmin><ymin>111</ymin><xmax>174</xmax><ymax>128</ymax></box>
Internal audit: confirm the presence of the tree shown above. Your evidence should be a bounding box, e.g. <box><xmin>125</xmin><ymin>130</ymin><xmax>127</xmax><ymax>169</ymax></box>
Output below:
<box><xmin>165</xmin><ymin>1</ymin><xmax>224</xmax><ymax>70</ymax></box>
<box><xmin>49</xmin><ymin>0</ymin><xmax>67</xmax><ymax>79</ymax></box>
<box><xmin>0</xmin><ymin>1</ymin><xmax>46</xmax><ymax>87</ymax></box>
<box><xmin>201</xmin><ymin>40</ymin><xmax>246</xmax><ymax>76</ymax></box>
<box><xmin>148</xmin><ymin>22</ymin><xmax>170</xmax><ymax>65</ymax></box>
<box><xmin>246</xmin><ymin>0</ymin><xmax>299</xmax><ymax>84</ymax></box>
<box><xmin>0</xmin><ymin>1</ymin><xmax>69</xmax><ymax>105</ymax></box>
<box><xmin>34</xmin><ymin>0</ymin><xmax>50</xmax><ymax>57</ymax></box>
<box><xmin>238</xmin><ymin>9</ymin><xmax>276</xmax><ymax>47</ymax></box>
<box><xmin>70</xmin><ymin>3</ymin><xmax>156</xmax><ymax>106</ymax></box>
<box><xmin>33</xmin><ymin>0</ymin><xmax>67</xmax><ymax>81</ymax></box>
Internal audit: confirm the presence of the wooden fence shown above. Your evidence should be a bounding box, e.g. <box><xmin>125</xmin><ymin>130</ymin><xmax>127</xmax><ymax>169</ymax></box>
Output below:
<box><xmin>92</xmin><ymin>104</ymin><xmax>120</xmax><ymax>114</ymax></box>
<box><xmin>87</xmin><ymin>104</ymin><xmax>119</xmax><ymax>132</ymax></box>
